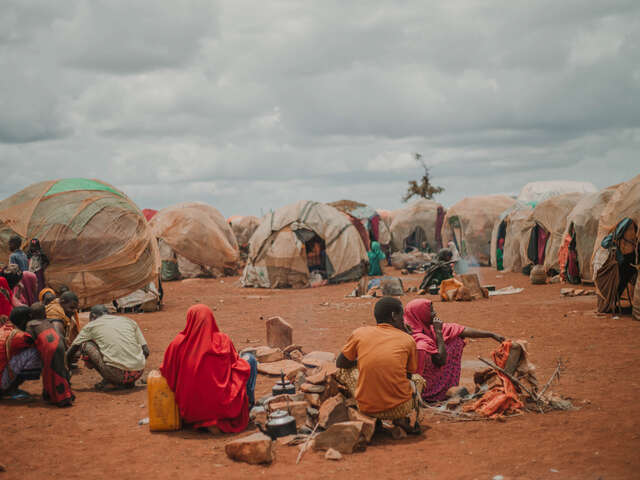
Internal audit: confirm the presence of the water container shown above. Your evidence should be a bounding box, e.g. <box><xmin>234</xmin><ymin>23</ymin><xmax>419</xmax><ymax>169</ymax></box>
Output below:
<box><xmin>147</xmin><ymin>370</ymin><xmax>181</xmax><ymax>432</ymax></box>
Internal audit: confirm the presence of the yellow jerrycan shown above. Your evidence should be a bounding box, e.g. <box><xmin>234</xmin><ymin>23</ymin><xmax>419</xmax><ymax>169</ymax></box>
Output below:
<box><xmin>147</xmin><ymin>369</ymin><xmax>181</xmax><ymax>431</ymax></box>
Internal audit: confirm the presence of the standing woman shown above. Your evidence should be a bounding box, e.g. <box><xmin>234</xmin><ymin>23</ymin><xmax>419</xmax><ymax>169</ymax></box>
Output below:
<box><xmin>367</xmin><ymin>241</ymin><xmax>386</xmax><ymax>276</ymax></box>
<box><xmin>403</xmin><ymin>299</ymin><xmax>505</xmax><ymax>402</ymax></box>
<box><xmin>160</xmin><ymin>304</ymin><xmax>257</xmax><ymax>433</ymax></box>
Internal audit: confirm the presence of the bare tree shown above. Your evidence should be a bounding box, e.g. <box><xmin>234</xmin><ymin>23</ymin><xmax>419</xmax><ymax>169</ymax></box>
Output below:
<box><xmin>402</xmin><ymin>153</ymin><xmax>444</xmax><ymax>202</ymax></box>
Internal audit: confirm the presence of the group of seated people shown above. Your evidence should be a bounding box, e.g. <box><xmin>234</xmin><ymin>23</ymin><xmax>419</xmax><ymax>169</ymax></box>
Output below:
<box><xmin>2</xmin><ymin>254</ymin><xmax>503</xmax><ymax>435</ymax></box>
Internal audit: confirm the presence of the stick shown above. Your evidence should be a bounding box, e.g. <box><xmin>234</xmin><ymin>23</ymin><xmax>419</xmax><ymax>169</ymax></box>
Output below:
<box><xmin>477</xmin><ymin>357</ymin><xmax>538</xmax><ymax>401</ymax></box>
<box><xmin>538</xmin><ymin>360</ymin><xmax>563</xmax><ymax>399</ymax></box>
<box><xmin>296</xmin><ymin>422</ymin><xmax>319</xmax><ymax>465</ymax></box>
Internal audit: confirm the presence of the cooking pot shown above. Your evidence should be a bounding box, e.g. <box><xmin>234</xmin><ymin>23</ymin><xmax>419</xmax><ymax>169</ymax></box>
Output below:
<box><xmin>259</xmin><ymin>409</ymin><xmax>297</xmax><ymax>439</ymax></box>
<box><xmin>272</xmin><ymin>370</ymin><xmax>296</xmax><ymax>396</ymax></box>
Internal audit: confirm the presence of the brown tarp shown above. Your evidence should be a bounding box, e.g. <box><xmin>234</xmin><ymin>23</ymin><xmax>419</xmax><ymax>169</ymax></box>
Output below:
<box><xmin>389</xmin><ymin>199</ymin><xmax>444</xmax><ymax>253</ymax></box>
<box><xmin>228</xmin><ymin>215</ymin><xmax>261</xmax><ymax>249</ymax></box>
<box><xmin>592</xmin><ymin>175</ymin><xmax>640</xmax><ymax>318</ymax></box>
<box><xmin>242</xmin><ymin>200</ymin><xmax>368</xmax><ymax>288</ymax></box>
<box><xmin>151</xmin><ymin>202</ymin><xmax>239</xmax><ymax>277</ymax></box>
<box><xmin>0</xmin><ymin>179</ymin><xmax>159</xmax><ymax>308</ymax></box>
<box><xmin>442</xmin><ymin>195</ymin><xmax>516</xmax><ymax>266</ymax></box>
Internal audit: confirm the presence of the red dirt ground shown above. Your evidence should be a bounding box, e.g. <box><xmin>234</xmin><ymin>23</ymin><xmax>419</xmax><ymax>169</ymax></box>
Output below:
<box><xmin>1</xmin><ymin>267</ymin><xmax>639</xmax><ymax>480</ymax></box>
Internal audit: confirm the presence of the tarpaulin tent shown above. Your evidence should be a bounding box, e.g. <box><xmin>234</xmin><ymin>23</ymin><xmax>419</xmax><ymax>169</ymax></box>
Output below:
<box><xmin>592</xmin><ymin>175</ymin><xmax>640</xmax><ymax>318</ymax></box>
<box><xmin>142</xmin><ymin>209</ymin><xmax>158</xmax><ymax>222</ymax></box>
<box><xmin>523</xmin><ymin>193</ymin><xmax>585</xmax><ymax>275</ymax></box>
<box><xmin>492</xmin><ymin>203</ymin><xmax>534</xmax><ymax>273</ymax></box>
<box><xmin>517</xmin><ymin>181</ymin><xmax>597</xmax><ymax>205</ymax></box>
<box><xmin>328</xmin><ymin>200</ymin><xmax>391</xmax><ymax>252</ymax></box>
<box><xmin>151</xmin><ymin>202</ymin><xmax>239</xmax><ymax>280</ymax></box>
<box><xmin>389</xmin><ymin>199</ymin><xmax>445</xmax><ymax>253</ymax></box>
<box><xmin>558</xmin><ymin>187</ymin><xmax>617</xmax><ymax>283</ymax></box>
<box><xmin>442</xmin><ymin>195</ymin><xmax>516</xmax><ymax>266</ymax></box>
<box><xmin>228</xmin><ymin>215</ymin><xmax>261</xmax><ymax>250</ymax></box>
<box><xmin>0</xmin><ymin>178</ymin><xmax>160</xmax><ymax>308</ymax></box>
<box><xmin>241</xmin><ymin>200</ymin><xmax>368</xmax><ymax>288</ymax></box>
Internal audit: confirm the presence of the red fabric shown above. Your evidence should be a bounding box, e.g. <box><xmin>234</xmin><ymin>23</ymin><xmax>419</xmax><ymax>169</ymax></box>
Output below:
<box><xmin>0</xmin><ymin>278</ymin><xmax>13</xmax><ymax>319</ymax></box>
<box><xmin>36</xmin><ymin>326</ymin><xmax>74</xmax><ymax>405</ymax></box>
<box><xmin>536</xmin><ymin>227</ymin><xmax>549</xmax><ymax>265</ymax></box>
<box><xmin>14</xmin><ymin>271</ymin><xmax>38</xmax><ymax>306</ymax></box>
<box><xmin>370</xmin><ymin>215</ymin><xmax>380</xmax><ymax>243</ymax></box>
<box><xmin>403</xmin><ymin>299</ymin><xmax>465</xmax><ymax>355</ymax></box>
<box><xmin>160</xmin><ymin>304</ymin><xmax>250</xmax><ymax>432</ymax></box>
<box><xmin>435</xmin><ymin>206</ymin><xmax>445</xmax><ymax>249</ymax></box>
<box><xmin>0</xmin><ymin>322</ymin><xmax>32</xmax><ymax>373</ymax></box>
<box><xmin>142</xmin><ymin>209</ymin><xmax>158</xmax><ymax>222</ymax></box>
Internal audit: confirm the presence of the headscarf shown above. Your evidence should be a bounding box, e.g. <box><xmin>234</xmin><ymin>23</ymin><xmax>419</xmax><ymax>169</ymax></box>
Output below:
<box><xmin>2</xmin><ymin>264</ymin><xmax>22</xmax><ymax>290</ymax></box>
<box><xmin>39</xmin><ymin>288</ymin><xmax>56</xmax><ymax>303</ymax></box>
<box><xmin>0</xmin><ymin>277</ymin><xmax>13</xmax><ymax>319</ymax></box>
<box><xmin>367</xmin><ymin>241</ymin><xmax>386</xmax><ymax>275</ymax></box>
<box><xmin>160</xmin><ymin>304</ymin><xmax>251</xmax><ymax>433</ymax></box>
<box><xmin>403</xmin><ymin>299</ymin><xmax>465</xmax><ymax>354</ymax></box>
<box><xmin>46</xmin><ymin>298</ymin><xmax>80</xmax><ymax>344</ymax></box>
<box><xmin>14</xmin><ymin>271</ymin><xmax>38</xmax><ymax>306</ymax></box>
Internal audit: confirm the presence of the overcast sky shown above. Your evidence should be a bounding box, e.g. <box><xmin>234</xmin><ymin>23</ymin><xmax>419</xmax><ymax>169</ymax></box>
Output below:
<box><xmin>1</xmin><ymin>0</ymin><xmax>638</xmax><ymax>217</ymax></box>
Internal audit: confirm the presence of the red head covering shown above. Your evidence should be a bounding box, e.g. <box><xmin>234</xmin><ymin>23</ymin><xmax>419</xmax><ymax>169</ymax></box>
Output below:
<box><xmin>15</xmin><ymin>271</ymin><xmax>38</xmax><ymax>306</ymax></box>
<box><xmin>0</xmin><ymin>277</ymin><xmax>14</xmax><ymax>319</ymax></box>
<box><xmin>160</xmin><ymin>304</ymin><xmax>251</xmax><ymax>432</ymax></box>
<box><xmin>403</xmin><ymin>299</ymin><xmax>465</xmax><ymax>354</ymax></box>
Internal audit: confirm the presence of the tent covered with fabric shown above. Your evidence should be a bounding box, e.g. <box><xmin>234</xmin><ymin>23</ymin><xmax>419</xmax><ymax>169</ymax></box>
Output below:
<box><xmin>328</xmin><ymin>200</ymin><xmax>391</xmax><ymax>252</ymax></box>
<box><xmin>389</xmin><ymin>199</ymin><xmax>445</xmax><ymax>253</ymax></box>
<box><xmin>520</xmin><ymin>193</ymin><xmax>585</xmax><ymax>276</ymax></box>
<box><xmin>228</xmin><ymin>215</ymin><xmax>261</xmax><ymax>251</ymax></box>
<box><xmin>557</xmin><ymin>187</ymin><xmax>617</xmax><ymax>284</ymax></box>
<box><xmin>490</xmin><ymin>202</ymin><xmax>534</xmax><ymax>273</ymax></box>
<box><xmin>241</xmin><ymin>200</ymin><xmax>368</xmax><ymax>288</ymax></box>
<box><xmin>0</xmin><ymin>178</ymin><xmax>160</xmax><ymax>308</ymax></box>
<box><xmin>517</xmin><ymin>181</ymin><xmax>597</xmax><ymax>205</ymax></box>
<box><xmin>591</xmin><ymin>175</ymin><xmax>640</xmax><ymax>318</ymax></box>
<box><xmin>151</xmin><ymin>202</ymin><xmax>239</xmax><ymax>280</ymax></box>
<box><xmin>442</xmin><ymin>195</ymin><xmax>516</xmax><ymax>266</ymax></box>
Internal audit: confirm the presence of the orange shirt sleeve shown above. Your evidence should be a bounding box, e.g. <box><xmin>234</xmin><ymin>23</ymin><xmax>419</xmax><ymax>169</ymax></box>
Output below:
<box><xmin>406</xmin><ymin>339</ymin><xmax>418</xmax><ymax>374</ymax></box>
<box><xmin>341</xmin><ymin>331</ymin><xmax>359</xmax><ymax>362</ymax></box>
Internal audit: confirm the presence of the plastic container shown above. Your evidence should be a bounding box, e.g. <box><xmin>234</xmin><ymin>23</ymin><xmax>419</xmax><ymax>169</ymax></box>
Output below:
<box><xmin>147</xmin><ymin>369</ymin><xmax>181</xmax><ymax>432</ymax></box>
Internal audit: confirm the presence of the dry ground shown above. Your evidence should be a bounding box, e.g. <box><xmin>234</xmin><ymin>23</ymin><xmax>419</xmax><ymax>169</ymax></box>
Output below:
<box><xmin>1</xmin><ymin>267</ymin><xmax>639</xmax><ymax>480</ymax></box>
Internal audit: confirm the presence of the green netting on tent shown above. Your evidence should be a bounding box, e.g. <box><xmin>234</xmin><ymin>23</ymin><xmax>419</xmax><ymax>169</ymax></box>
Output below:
<box><xmin>45</xmin><ymin>178</ymin><xmax>123</xmax><ymax>198</ymax></box>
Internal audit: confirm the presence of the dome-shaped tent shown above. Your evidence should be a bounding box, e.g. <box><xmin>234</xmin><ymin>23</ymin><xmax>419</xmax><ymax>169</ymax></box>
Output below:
<box><xmin>491</xmin><ymin>202</ymin><xmax>534</xmax><ymax>273</ymax></box>
<box><xmin>442</xmin><ymin>195</ymin><xmax>516</xmax><ymax>266</ymax></box>
<box><xmin>228</xmin><ymin>215</ymin><xmax>261</xmax><ymax>251</ymax></box>
<box><xmin>151</xmin><ymin>202</ymin><xmax>239</xmax><ymax>280</ymax></box>
<box><xmin>591</xmin><ymin>175</ymin><xmax>640</xmax><ymax>319</ymax></box>
<box><xmin>328</xmin><ymin>200</ymin><xmax>391</xmax><ymax>251</ymax></box>
<box><xmin>517</xmin><ymin>181</ymin><xmax>597</xmax><ymax>205</ymax></box>
<box><xmin>0</xmin><ymin>178</ymin><xmax>159</xmax><ymax>307</ymax></box>
<box><xmin>522</xmin><ymin>193</ymin><xmax>585</xmax><ymax>275</ymax></box>
<box><xmin>557</xmin><ymin>187</ymin><xmax>617</xmax><ymax>283</ymax></box>
<box><xmin>241</xmin><ymin>200</ymin><xmax>368</xmax><ymax>288</ymax></box>
<box><xmin>389</xmin><ymin>199</ymin><xmax>445</xmax><ymax>253</ymax></box>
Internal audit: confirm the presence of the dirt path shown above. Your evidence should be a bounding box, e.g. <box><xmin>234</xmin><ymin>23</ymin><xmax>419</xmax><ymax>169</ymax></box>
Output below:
<box><xmin>2</xmin><ymin>268</ymin><xmax>639</xmax><ymax>479</ymax></box>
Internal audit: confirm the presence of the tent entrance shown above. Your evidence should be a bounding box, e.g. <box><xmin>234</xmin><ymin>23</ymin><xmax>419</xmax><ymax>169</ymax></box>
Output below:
<box><xmin>565</xmin><ymin>223</ymin><xmax>580</xmax><ymax>284</ymax></box>
<box><xmin>527</xmin><ymin>223</ymin><xmax>550</xmax><ymax>266</ymax></box>
<box><xmin>448</xmin><ymin>216</ymin><xmax>466</xmax><ymax>256</ymax></box>
<box><xmin>296</xmin><ymin>229</ymin><xmax>328</xmax><ymax>279</ymax></box>
<box><xmin>404</xmin><ymin>226</ymin><xmax>428</xmax><ymax>253</ymax></box>
<box><xmin>496</xmin><ymin>220</ymin><xmax>507</xmax><ymax>271</ymax></box>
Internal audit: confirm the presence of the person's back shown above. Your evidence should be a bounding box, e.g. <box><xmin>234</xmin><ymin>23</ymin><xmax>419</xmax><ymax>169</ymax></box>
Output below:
<box><xmin>75</xmin><ymin>314</ymin><xmax>147</xmax><ymax>371</ymax></box>
<box><xmin>8</xmin><ymin>235</ymin><xmax>29</xmax><ymax>272</ymax></box>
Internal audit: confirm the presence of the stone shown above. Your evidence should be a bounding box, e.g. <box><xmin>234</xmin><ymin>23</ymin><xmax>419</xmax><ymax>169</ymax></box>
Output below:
<box><xmin>283</xmin><ymin>344</ymin><xmax>303</xmax><ymax>355</ymax></box>
<box><xmin>269</xmin><ymin>400</ymin><xmax>309</xmax><ymax>428</ymax></box>
<box><xmin>347</xmin><ymin>408</ymin><xmax>376</xmax><ymax>443</ymax></box>
<box><xmin>446</xmin><ymin>386</ymin><xmax>469</xmax><ymax>398</ymax></box>
<box><xmin>325</xmin><ymin>448</ymin><xmax>343</xmax><ymax>461</ymax></box>
<box><xmin>390</xmin><ymin>426</ymin><xmax>407</xmax><ymax>440</ymax></box>
<box><xmin>305</xmin><ymin>370</ymin><xmax>327</xmax><ymax>385</ymax></box>
<box><xmin>266</xmin><ymin>316</ymin><xmax>293</xmax><ymax>349</ymax></box>
<box><xmin>318</xmin><ymin>394</ymin><xmax>349</xmax><ymax>429</ymax></box>
<box><xmin>225</xmin><ymin>432</ymin><xmax>274</xmax><ymax>465</ymax></box>
<box><xmin>313</xmin><ymin>421</ymin><xmax>366</xmax><ymax>454</ymax></box>
<box><xmin>255</xmin><ymin>346</ymin><xmax>284</xmax><ymax>363</ymax></box>
<box><xmin>459</xmin><ymin>273</ymin><xmax>484</xmax><ymax>298</ymax></box>
<box><xmin>266</xmin><ymin>393</ymin><xmax>305</xmax><ymax>406</ymax></box>
<box><xmin>258</xmin><ymin>359</ymin><xmax>305</xmax><ymax>377</ymax></box>
<box><xmin>305</xmin><ymin>393</ymin><xmax>322</xmax><ymax>408</ymax></box>
<box><xmin>307</xmin><ymin>406</ymin><xmax>319</xmax><ymax>418</ymax></box>
<box><xmin>302</xmin><ymin>351</ymin><xmax>336</xmax><ymax>368</ymax></box>
<box><xmin>293</xmin><ymin>371</ymin><xmax>306</xmax><ymax>388</ymax></box>
<box><xmin>289</xmin><ymin>350</ymin><xmax>304</xmax><ymax>363</ymax></box>
<box><xmin>239</xmin><ymin>347</ymin><xmax>257</xmax><ymax>356</ymax></box>
<box><xmin>250</xmin><ymin>406</ymin><xmax>267</xmax><ymax>428</ymax></box>
<box><xmin>300</xmin><ymin>383</ymin><xmax>325</xmax><ymax>394</ymax></box>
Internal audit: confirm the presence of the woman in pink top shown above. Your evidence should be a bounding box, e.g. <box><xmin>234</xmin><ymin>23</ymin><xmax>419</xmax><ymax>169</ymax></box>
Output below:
<box><xmin>403</xmin><ymin>299</ymin><xmax>505</xmax><ymax>402</ymax></box>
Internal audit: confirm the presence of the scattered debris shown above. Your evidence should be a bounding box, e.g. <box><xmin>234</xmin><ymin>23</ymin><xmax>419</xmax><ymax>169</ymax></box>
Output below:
<box><xmin>138</xmin><ymin>417</ymin><xmax>149</xmax><ymax>425</ymax></box>
<box><xmin>324</xmin><ymin>448</ymin><xmax>343</xmax><ymax>461</ymax></box>
<box><xmin>489</xmin><ymin>286</ymin><xmax>524</xmax><ymax>296</ymax></box>
<box><xmin>560</xmin><ymin>288</ymin><xmax>596</xmax><ymax>297</ymax></box>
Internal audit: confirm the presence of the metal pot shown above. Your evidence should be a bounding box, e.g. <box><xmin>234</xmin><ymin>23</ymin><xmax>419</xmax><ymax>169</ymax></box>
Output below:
<box><xmin>272</xmin><ymin>370</ymin><xmax>296</xmax><ymax>396</ymax></box>
<box><xmin>260</xmin><ymin>409</ymin><xmax>297</xmax><ymax>439</ymax></box>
